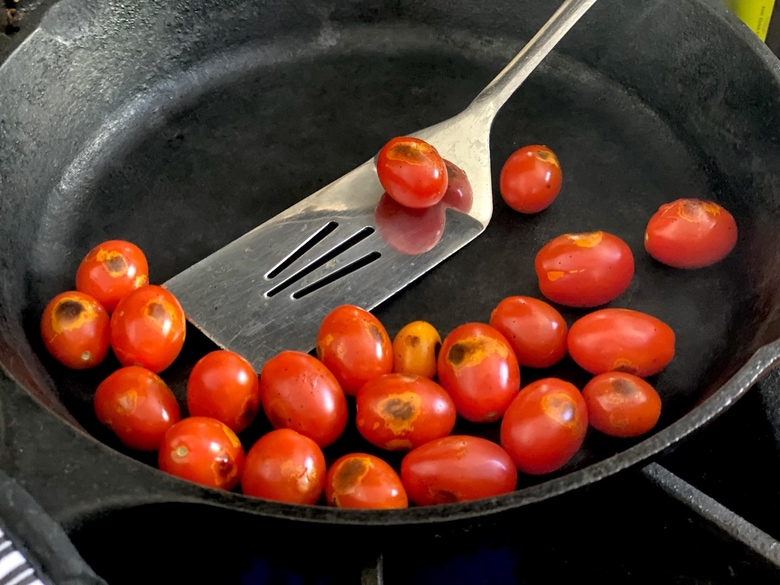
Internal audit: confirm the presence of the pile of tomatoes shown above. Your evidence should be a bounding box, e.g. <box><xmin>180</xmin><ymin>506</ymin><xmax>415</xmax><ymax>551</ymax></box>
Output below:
<box><xmin>40</xmin><ymin>135</ymin><xmax>739</xmax><ymax>510</ymax></box>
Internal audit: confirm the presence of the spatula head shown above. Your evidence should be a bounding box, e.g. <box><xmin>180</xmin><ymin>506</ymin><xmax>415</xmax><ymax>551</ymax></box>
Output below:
<box><xmin>163</xmin><ymin>109</ymin><xmax>493</xmax><ymax>371</ymax></box>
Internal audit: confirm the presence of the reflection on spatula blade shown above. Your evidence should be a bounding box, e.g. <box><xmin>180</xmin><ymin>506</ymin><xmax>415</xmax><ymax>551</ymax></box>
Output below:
<box><xmin>163</xmin><ymin>0</ymin><xmax>597</xmax><ymax>371</ymax></box>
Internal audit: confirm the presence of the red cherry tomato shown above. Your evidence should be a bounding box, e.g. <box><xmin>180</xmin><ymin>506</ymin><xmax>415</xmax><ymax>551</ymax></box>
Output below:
<box><xmin>75</xmin><ymin>240</ymin><xmax>149</xmax><ymax>312</ymax></box>
<box><xmin>259</xmin><ymin>350</ymin><xmax>348</xmax><ymax>448</ymax></box>
<box><xmin>40</xmin><ymin>291</ymin><xmax>110</xmax><ymax>369</ymax></box>
<box><xmin>374</xmin><ymin>192</ymin><xmax>446</xmax><ymax>255</ymax></box>
<box><xmin>535</xmin><ymin>231</ymin><xmax>635</xmax><ymax>308</ymax></box>
<box><xmin>241</xmin><ymin>429</ymin><xmax>326</xmax><ymax>505</ymax></box>
<box><xmin>441</xmin><ymin>160</ymin><xmax>473</xmax><ymax>213</ymax></box>
<box><xmin>489</xmin><ymin>296</ymin><xmax>568</xmax><ymax>368</ymax></box>
<box><xmin>568</xmin><ymin>308</ymin><xmax>675</xmax><ymax>378</ymax></box>
<box><xmin>392</xmin><ymin>320</ymin><xmax>442</xmax><ymax>379</ymax></box>
<box><xmin>110</xmin><ymin>285</ymin><xmax>186</xmax><ymax>373</ymax></box>
<box><xmin>316</xmin><ymin>305</ymin><xmax>393</xmax><ymax>396</ymax></box>
<box><xmin>437</xmin><ymin>323</ymin><xmax>520</xmax><ymax>423</ymax></box>
<box><xmin>500</xmin><ymin>378</ymin><xmax>588</xmax><ymax>475</ymax></box>
<box><xmin>94</xmin><ymin>366</ymin><xmax>181</xmax><ymax>451</ymax></box>
<box><xmin>356</xmin><ymin>373</ymin><xmax>456</xmax><ymax>451</ymax></box>
<box><xmin>401</xmin><ymin>435</ymin><xmax>517</xmax><ymax>505</ymax></box>
<box><xmin>325</xmin><ymin>453</ymin><xmax>408</xmax><ymax>509</ymax></box>
<box><xmin>375</xmin><ymin>136</ymin><xmax>448</xmax><ymax>209</ymax></box>
<box><xmin>582</xmin><ymin>372</ymin><xmax>662</xmax><ymax>438</ymax></box>
<box><xmin>644</xmin><ymin>198</ymin><xmax>738</xmax><ymax>268</ymax></box>
<box><xmin>499</xmin><ymin>145</ymin><xmax>562</xmax><ymax>213</ymax></box>
<box><xmin>187</xmin><ymin>350</ymin><xmax>260</xmax><ymax>434</ymax></box>
<box><xmin>158</xmin><ymin>417</ymin><xmax>245</xmax><ymax>491</ymax></box>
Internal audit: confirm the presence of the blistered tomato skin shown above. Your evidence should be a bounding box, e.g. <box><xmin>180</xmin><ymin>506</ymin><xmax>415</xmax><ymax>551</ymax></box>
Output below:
<box><xmin>94</xmin><ymin>366</ymin><xmax>181</xmax><ymax>451</ymax></box>
<box><xmin>259</xmin><ymin>350</ymin><xmax>348</xmax><ymax>448</ymax></box>
<box><xmin>499</xmin><ymin>145</ymin><xmax>563</xmax><ymax>214</ymax></box>
<box><xmin>582</xmin><ymin>372</ymin><xmax>662</xmax><ymax>438</ymax></box>
<box><xmin>356</xmin><ymin>373</ymin><xmax>456</xmax><ymax>451</ymax></box>
<box><xmin>187</xmin><ymin>350</ymin><xmax>260</xmax><ymax>434</ymax></box>
<box><xmin>241</xmin><ymin>429</ymin><xmax>326</xmax><ymax>505</ymax></box>
<box><xmin>158</xmin><ymin>417</ymin><xmax>245</xmax><ymax>491</ymax></box>
<box><xmin>40</xmin><ymin>291</ymin><xmax>110</xmax><ymax>369</ymax></box>
<box><xmin>534</xmin><ymin>231</ymin><xmax>635</xmax><ymax>308</ymax></box>
<box><xmin>645</xmin><ymin>198</ymin><xmax>738</xmax><ymax>268</ymax></box>
<box><xmin>110</xmin><ymin>285</ymin><xmax>186</xmax><ymax>373</ymax></box>
<box><xmin>568</xmin><ymin>308</ymin><xmax>675</xmax><ymax>378</ymax></box>
<box><xmin>325</xmin><ymin>453</ymin><xmax>408</xmax><ymax>509</ymax></box>
<box><xmin>401</xmin><ymin>435</ymin><xmax>517</xmax><ymax>506</ymax></box>
<box><xmin>316</xmin><ymin>305</ymin><xmax>393</xmax><ymax>396</ymax></box>
<box><xmin>375</xmin><ymin>136</ymin><xmax>448</xmax><ymax>209</ymax></box>
<box><xmin>392</xmin><ymin>320</ymin><xmax>442</xmax><ymax>379</ymax></box>
<box><xmin>500</xmin><ymin>378</ymin><xmax>588</xmax><ymax>475</ymax></box>
<box><xmin>437</xmin><ymin>323</ymin><xmax>521</xmax><ymax>423</ymax></box>
<box><xmin>489</xmin><ymin>296</ymin><xmax>568</xmax><ymax>369</ymax></box>
<box><xmin>76</xmin><ymin>240</ymin><xmax>149</xmax><ymax>312</ymax></box>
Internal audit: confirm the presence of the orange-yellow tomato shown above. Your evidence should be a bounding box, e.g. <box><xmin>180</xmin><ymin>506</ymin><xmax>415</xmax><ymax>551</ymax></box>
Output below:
<box><xmin>392</xmin><ymin>320</ymin><xmax>442</xmax><ymax>379</ymax></box>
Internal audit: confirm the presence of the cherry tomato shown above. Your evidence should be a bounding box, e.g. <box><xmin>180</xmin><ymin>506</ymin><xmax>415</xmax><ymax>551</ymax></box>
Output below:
<box><xmin>582</xmin><ymin>372</ymin><xmax>662</xmax><ymax>438</ymax></box>
<box><xmin>437</xmin><ymin>323</ymin><xmax>520</xmax><ymax>423</ymax></box>
<box><xmin>75</xmin><ymin>240</ymin><xmax>149</xmax><ymax>312</ymax></box>
<box><xmin>187</xmin><ymin>350</ymin><xmax>260</xmax><ymax>434</ymax></box>
<box><xmin>374</xmin><ymin>192</ymin><xmax>445</xmax><ymax>255</ymax></box>
<box><xmin>241</xmin><ymin>429</ymin><xmax>326</xmax><ymax>505</ymax></box>
<box><xmin>441</xmin><ymin>160</ymin><xmax>473</xmax><ymax>213</ymax></box>
<box><xmin>259</xmin><ymin>350</ymin><xmax>348</xmax><ymax>448</ymax></box>
<box><xmin>400</xmin><ymin>435</ymin><xmax>517</xmax><ymax>505</ymax></box>
<box><xmin>499</xmin><ymin>145</ymin><xmax>562</xmax><ymax>213</ymax></box>
<box><xmin>316</xmin><ymin>305</ymin><xmax>393</xmax><ymax>396</ymax></box>
<box><xmin>158</xmin><ymin>417</ymin><xmax>245</xmax><ymax>491</ymax></box>
<box><xmin>392</xmin><ymin>320</ymin><xmax>441</xmax><ymax>379</ymax></box>
<box><xmin>489</xmin><ymin>296</ymin><xmax>567</xmax><ymax>368</ymax></box>
<box><xmin>40</xmin><ymin>291</ymin><xmax>110</xmax><ymax>369</ymax></box>
<box><xmin>94</xmin><ymin>366</ymin><xmax>181</xmax><ymax>451</ymax></box>
<box><xmin>325</xmin><ymin>453</ymin><xmax>408</xmax><ymax>509</ymax></box>
<box><xmin>534</xmin><ymin>231</ymin><xmax>635</xmax><ymax>307</ymax></box>
<box><xmin>500</xmin><ymin>378</ymin><xmax>588</xmax><ymax>475</ymax></box>
<box><xmin>375</xmin><ymin>136</ymin><xmax>448</xmax><ymax>209</ymax></box>
<box><xmin>356</xmin><ymin>373</ymin><xmax>456</xmax><ymax>451</ymax></box>
<box><xmin>644</xmin><ymin>198</ymin><xmax>738</xmax><ymax>268</ymax></box>
<box><xmin>568</xmin><ymin>308</ymin><xmax>675</xmax><ymax>378</ymax></box>
<box><xmin>110</xmin><ymin>285</ymin><xmax>186</xmax><ymax>373</ymax></box>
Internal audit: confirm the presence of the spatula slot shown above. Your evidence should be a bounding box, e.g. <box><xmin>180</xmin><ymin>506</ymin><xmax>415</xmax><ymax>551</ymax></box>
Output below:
<box><xmin>292</xmin><ymin>251</ymin><xmax>382</xmax><ymax>299</ymax></box>
<box><xmin>265</xmin><ymin>225</ymin><xmax>376</xmax><ymax>298</ymax></box>
<box><xmin>266</xmin><ymin>221</ymin><xmax>339</xmax><ymax>279</ymax></box>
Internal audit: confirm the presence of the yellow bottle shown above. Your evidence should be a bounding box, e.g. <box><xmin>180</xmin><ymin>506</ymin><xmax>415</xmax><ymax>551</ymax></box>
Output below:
<box><xmin>723</xmin><ymin>0</ymin><xmax>776</xmax><ymax>41</ymax></box>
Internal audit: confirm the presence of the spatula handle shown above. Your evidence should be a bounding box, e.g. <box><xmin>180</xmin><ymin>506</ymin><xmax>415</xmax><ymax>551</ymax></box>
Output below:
<box><xmin>471</xmin><ymin>0</ymin><xmax>598</xmax><ymax>117</ymax></box>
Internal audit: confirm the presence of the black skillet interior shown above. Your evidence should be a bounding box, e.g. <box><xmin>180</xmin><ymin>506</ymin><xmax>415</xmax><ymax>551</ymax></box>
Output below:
<box><xmin>2</xmin><ymin>0</ymin><xmax>780</xmax><ymax>526</ymax></box>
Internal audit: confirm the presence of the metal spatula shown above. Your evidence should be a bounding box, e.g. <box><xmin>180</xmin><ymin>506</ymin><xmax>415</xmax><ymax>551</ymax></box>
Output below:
<box><xmin>163</xmin><ymin>0</ymin><xmax>597</xmax><ymax>371</ymax></box>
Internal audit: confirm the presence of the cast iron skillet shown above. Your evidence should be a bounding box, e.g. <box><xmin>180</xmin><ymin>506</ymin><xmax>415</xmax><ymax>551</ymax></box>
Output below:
<box><xmin>1</xmin><ymin>0</ymin><xmax>780</xmax><ymax>530</ymax></box>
